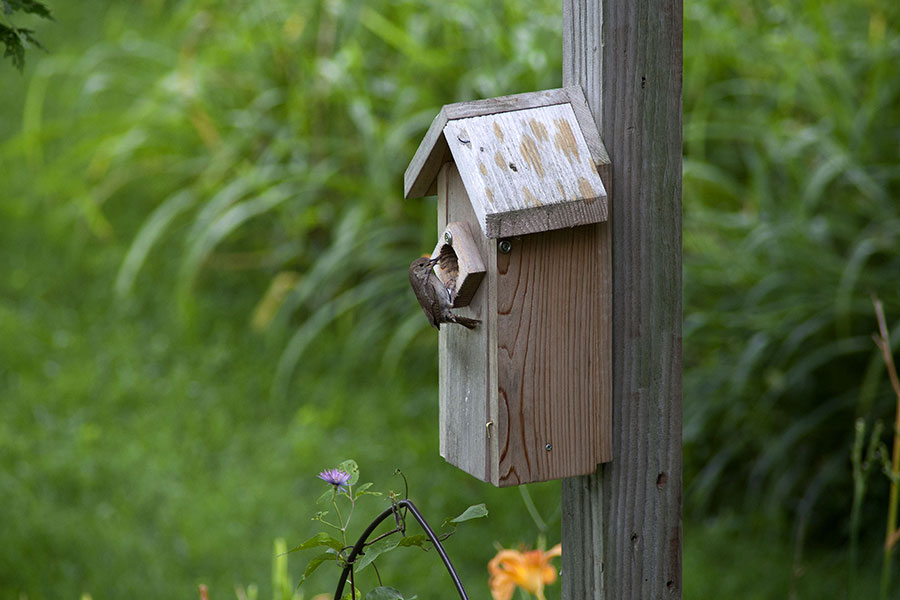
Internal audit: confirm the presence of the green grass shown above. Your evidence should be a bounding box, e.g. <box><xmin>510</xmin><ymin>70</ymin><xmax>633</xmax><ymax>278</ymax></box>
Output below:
<box><xmin>683</xmin><ymin>0</ymin><xmax>900</xmax><ymax>533</ymax></box>
<box><xmin>684</xmin><ymin>514</ymin><xmax>886</xmax><ymax>600</ymax></box>
<box><xmin>0</xmin><ymin>7</ymin><xmax>565</xmax><ymax>593</ymax></box>
<box><xmin>1</xmin><ymin>0</ymin><xmax>899</xmax><ymax>597</ymax></box>
<box><xmin>0</xmin><ymin>197</ymin><xmax>562</xmax><ymax>598</ymax></box>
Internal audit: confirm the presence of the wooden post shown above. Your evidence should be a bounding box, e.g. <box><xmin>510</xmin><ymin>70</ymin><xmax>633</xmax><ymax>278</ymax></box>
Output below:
<box><xmin>560</xmin><ymin>1</ymin><xmax>683</xmax><ymax>598</ymax></box>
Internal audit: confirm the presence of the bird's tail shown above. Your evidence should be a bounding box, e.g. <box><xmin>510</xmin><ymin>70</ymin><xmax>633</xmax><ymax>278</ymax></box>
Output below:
<box><xmin>451</xmin><ymin>314</ymin><xmax>480</xmax><ymax>329</ymax></box>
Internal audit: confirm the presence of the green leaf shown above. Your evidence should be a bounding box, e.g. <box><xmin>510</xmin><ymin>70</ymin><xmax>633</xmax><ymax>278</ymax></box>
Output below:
<box><xmin>8</xmin><ymin>0</ymin><xmax>53</xmax><ymax>20</ymax></box>
<box><xmin>447</xmin><ymin>503</ymin><xmax>488</xmax><ymax>524</ymax></box>
<box><xmin>0</xmin><ymin>0</ymin><xmax>50</xmax><ymax>70</ymax></box>
<box><xmin>397</xmin><ymin>534</ymin><xmax>428</xmax><ymax>549</ymax></box>
<box><xmin>317</xmin><ymin>487</ymin><xmax>335</xmax><ymax>504</ymax></box>
<box><xmin>364</xmin><ymin>586</ymin><xmax>405</xmax><ymax>600</ymax></box>
<box><xmin>296</xmin><ymin>552</ymin><xmax>335</xmax><ymax>587</ymax></box>
<box><xmin>0</xmin><ymin>22</ymin><xmax>45</xmax><ymax>71</ymax></box>
<box><xmin>355</xmin><ymin>482</ymin><xmax>380</xmax><ymax>499</ymax></box>
<box><xmin>285</xmin><ymin>532</ymin><xmax>343</xmax><ymax>554</ymax></box>
<box><xmin>0</xmin><ymin>23</ymin><xmax>25</xmax><ymax>71</ymax></box>
<box><xmin>355</xmin><ymin>537</ymin><xmax>400</xmax><ymax>572</ymax></box>
<box><xmin>337</xmin><ymin>459</ymin><xmax>360</xmax><ymax>486</ymax></box>
<box><xmin>356</xmin><ymin>533</ymin><xmax>431</xmax><ymax>572</ymax></box>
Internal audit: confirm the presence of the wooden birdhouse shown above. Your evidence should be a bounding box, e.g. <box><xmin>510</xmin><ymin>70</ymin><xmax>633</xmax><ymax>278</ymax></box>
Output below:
<box><xmin>405</xmin><ymin>87</ymin><xmax>612</xmax><ymax>486</ymax></box>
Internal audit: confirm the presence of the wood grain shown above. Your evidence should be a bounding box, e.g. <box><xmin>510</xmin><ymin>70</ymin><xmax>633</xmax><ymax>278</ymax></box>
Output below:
<box><xmin>430</xmin><ymin>221</ymin><xmax>486</xmax><ymax>309</ymax></box>
<box><xmin>495</xmin><ymin>225</ymin><xmax>611</xmax><ymax>486</ymax></box>
<box><xmin>405</xmin><ymin>89</ymin><xmax>570</xmax><ymax>199</ymax></box>
<box><xmin>564</xmin><ymin>87</ymin><xmax>611</xmax><ymax>169</ymax></box>
<box><xmin>404</xmin><ymin>87</ymin><xmax>609</xmax><ymax>200</ymax></box>
<box><xmin>443</xmin><ymin>103</ymin><xmax>608</xmax><ymax>238</ymax></box>
<box><xmin>437</xmin><ymin>163</ymin><xmax>498</xmax><ymax>482</ymax></box>
<box><xmin>560</xmin><ymin>0</ymin><xmax>683</xmax><ymax>599</ymax></box>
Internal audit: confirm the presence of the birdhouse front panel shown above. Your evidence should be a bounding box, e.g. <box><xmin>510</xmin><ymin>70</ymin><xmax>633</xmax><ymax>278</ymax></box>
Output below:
<box><xmin>495</xmin><ymin>224</ymin><xmax>611</xmax><ymax>485</ymax></box>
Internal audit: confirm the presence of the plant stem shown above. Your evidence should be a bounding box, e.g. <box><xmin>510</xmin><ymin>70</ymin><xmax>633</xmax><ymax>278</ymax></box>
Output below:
<box><xmin>333</xmin><ymin>493</ymin><xmax>346</xmax><ymax>546</ymax></box>
<box><xmin>850</xmin><ymin>418</ymin><xmax>866</xmax><ymax>595</ymax></box>
<box><xmin>873</xmin><ymin>296</ymin><xmax>900</xmax><ymax>599</ymax></box>
<box><xmin>518</xmin><ymin>486</ymin><xmax>547</xmax><ymax>534</ymax></box>
<box><xmin>344</xmin><ymin>491</ymin><xmax>356</xmax><ymax>533</ymax></box>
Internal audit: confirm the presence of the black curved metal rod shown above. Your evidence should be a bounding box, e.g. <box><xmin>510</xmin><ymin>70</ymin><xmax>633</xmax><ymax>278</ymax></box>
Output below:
<box><xmin>333</xmin><ymin>499</ymin><xmax>468</xmax><ymax>600</ymax></box>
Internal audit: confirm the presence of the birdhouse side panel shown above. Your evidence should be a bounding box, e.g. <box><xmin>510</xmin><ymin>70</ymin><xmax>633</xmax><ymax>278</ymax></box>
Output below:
<box><xmin>495</xmin><ymin>224</ymin><xmax>611</xmax><ymax>486</ymax></box>
<box><xmin>437</xmin><ymin>163</ymin><xmax>498</xmax><ymax>483</ymax></box>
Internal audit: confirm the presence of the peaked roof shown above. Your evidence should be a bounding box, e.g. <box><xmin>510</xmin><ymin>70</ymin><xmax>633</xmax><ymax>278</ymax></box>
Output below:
<box><xmin>404</xmin><ymin>87</ymin><xmax>609</xmax><ymax>238</ymax></box>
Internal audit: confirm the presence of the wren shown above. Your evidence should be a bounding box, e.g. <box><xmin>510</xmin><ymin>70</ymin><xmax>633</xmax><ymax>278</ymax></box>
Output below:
<box><xmin>408</xmin><ymin>256</ymin><xmax>480</xmax><ymax>330</ymax></box>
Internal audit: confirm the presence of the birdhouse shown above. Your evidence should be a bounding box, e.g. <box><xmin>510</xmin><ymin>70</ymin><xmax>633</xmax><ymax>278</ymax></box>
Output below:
<box><xmin>405</xmin><ymin>87</ymin><xmax>612</xmax><ymax>486</ymax></box>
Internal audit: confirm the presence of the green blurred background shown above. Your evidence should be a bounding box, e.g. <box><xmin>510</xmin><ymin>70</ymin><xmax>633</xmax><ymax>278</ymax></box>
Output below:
<box><xmin>1</xmin><ymin>0</ymin><xmax>899</xmax><ymax>598</ymax></box>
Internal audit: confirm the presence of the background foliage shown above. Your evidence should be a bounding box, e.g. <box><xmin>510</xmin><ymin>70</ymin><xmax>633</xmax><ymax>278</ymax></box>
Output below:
<box><xmin>0</xmin><ymin>0</ymin><xmax>52</xmax><ymax>71</ymax></box>
<box><xmin>0</xmin><ymin>0</ymin><xmax>898</xmax><ymax>598</ymax></box>
<box><xmin>683</xmin><ymin>0</ymin><xmax>900</xmax><ymax>551</ymax></box>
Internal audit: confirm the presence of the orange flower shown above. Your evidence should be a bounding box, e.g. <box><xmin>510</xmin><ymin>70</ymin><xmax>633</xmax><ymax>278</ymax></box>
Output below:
<box><xmin>488</xmin><ymin>544</ymin><xmax>562</xmax><ymax>600</ymax></box>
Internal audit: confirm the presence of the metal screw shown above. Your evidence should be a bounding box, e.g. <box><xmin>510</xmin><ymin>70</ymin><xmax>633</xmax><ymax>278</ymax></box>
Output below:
<box><xmin>545</xmin><ymin>443</ymin><xmax>552</xmax><ymax>451</ymax></box>
<box><xmin>444</xmin><ymin>231</ymin><xmax>453</xmax><ymax>245</ymax></box>
<box><xmin>498</xmin><ymin>239</ymin><xmax>512</xmax><ymax>254</ymax></box>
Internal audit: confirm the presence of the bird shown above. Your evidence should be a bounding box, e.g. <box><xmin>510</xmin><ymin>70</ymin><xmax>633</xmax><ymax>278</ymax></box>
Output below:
<box><xmin>408</xmin><ymin>256</ymin><xmax>480</xmax><ymax>330</ymax></box>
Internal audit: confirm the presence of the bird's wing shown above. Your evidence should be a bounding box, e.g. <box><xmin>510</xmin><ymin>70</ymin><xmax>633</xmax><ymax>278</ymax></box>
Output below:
<box><xmin>428</xmin><ymin>273</ymin><xmax>452</xmax><ymax>306</ymax></box>
<box><xmin>411</xmin><ymin>270</ymin><xmax>441</xmax><ymax>329</ymax></box>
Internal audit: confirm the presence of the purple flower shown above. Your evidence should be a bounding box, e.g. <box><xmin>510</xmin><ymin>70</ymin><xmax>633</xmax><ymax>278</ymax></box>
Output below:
<box><xmin>318</xmin><ymin>468</ymin><xmax>352</xmax><ymax>489</ymax></box>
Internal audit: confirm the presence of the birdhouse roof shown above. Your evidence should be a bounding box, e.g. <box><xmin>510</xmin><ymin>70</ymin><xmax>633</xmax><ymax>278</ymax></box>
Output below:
<box><xmin>404</xmin><ymin>87</ymin><xmax>609</xmax><ymax>238</ymax></box>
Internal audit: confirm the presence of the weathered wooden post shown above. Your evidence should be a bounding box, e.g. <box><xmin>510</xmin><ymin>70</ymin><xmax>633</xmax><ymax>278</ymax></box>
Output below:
<box><xmin>403</xmin><ymin>0</ymin><xmax>681</xmax><ymax>595</ymax></box>
<box><xmin>560</xmin><ymin>1</ymin><xmax>683</xmax><ymax>598</ymax></box>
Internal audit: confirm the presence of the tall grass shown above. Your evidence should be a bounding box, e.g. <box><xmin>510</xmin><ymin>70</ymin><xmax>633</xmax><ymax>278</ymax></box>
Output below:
<box><xmin>683</xmin><ymin>0</ymin><xmax>900</xmax><ymax>547</ymax></box>
<box><xmin>13</xmin><ymin>0</ymin><xmax>563</xmax><ymax>396</ymax></box>
<box><xmin>1</xmin><ymin>1</ymin><xmax>566</xmax><ymax>598</ymax></box>
<box><xmin>869</xmin><ymin>298</ymin><xmax>900</xmax><ymax>598</ymax></box>
<box><xmin>3</xmin><ymin>0</ymin><xmax>900</xmax><ymax>597</ymax></box>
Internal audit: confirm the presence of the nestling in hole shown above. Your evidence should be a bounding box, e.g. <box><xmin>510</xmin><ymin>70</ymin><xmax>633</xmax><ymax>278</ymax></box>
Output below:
<box><xmin>435</xmin><ymin>243</ymin><xmax>459</xmax><ymax>302</ymax></box>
